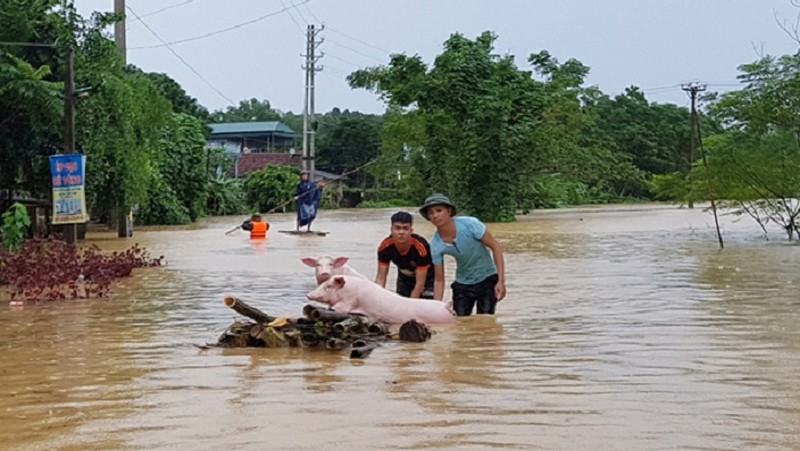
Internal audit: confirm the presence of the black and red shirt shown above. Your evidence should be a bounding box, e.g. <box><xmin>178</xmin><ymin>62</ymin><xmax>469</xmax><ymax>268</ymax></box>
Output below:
<box><xmin>377</xmin><ymin>233</ymin><xmax>435</xmax><ymax>291</ymax></box>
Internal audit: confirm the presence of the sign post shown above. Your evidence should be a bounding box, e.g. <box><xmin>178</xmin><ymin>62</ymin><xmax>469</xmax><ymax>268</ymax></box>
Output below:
<box><xmin>50</xmin><ymin>154</ymin><xmax>89</xmax><ymax>234</ymax></box>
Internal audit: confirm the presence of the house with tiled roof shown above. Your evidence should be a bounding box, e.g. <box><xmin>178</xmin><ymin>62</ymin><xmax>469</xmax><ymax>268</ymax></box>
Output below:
<box><xmin>207</xmin><ymin>121</ymin><xmax>301</xmax><ymax>177</ymax></box>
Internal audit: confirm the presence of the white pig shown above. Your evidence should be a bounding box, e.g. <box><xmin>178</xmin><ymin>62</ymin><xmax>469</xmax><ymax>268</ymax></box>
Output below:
<box><xmin>307</xmin><ymin>275</ymin><xmax>455</xmax><ymax>325</ymax></box>
<box><xmin>301</xmin><ymin>256</ymin><xmax>368</xmax><ymax>285</ymax></box>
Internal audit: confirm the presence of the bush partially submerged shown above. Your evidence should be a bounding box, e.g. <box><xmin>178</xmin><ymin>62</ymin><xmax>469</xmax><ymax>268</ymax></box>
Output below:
<box><xmin>0</xmin><ymin>238</ymin><xmax>163</xmax><ymax>302</ymax></box>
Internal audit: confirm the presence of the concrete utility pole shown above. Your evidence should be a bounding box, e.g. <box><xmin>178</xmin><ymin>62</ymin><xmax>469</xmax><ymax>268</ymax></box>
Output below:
<box><xmin>114</xmin><ymin>0</ymin><xmax>132</xmax><ymax>238</ymax></box>
<box><xmin>682</xmin><ymin>82</ymin><xmax>706</xmax><ymax>209</ymax></box>
<box><xmin>63</xmin><ymin>44</ymin><xmax>78</xmax><ymax>244</ymax></box>
<box><xmin>301</xmin><ymin>25</ymin><xmax>324</xmax><ymax>179</ymax></box>
<box><xmin>114</xmin><ymin>0</ymin><xmax>126</xmax><ymax>65</ymax></box>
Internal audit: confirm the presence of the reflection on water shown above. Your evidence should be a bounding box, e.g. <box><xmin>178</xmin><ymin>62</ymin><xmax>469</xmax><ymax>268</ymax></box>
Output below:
<box><xmin>1</xmin><ymin>206</ymin><xmax>799</xmax><ymax>450</ymax></box>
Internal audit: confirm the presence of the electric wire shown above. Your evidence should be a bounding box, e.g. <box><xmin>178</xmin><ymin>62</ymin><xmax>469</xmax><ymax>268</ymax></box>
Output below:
<box><xmin>129</xmin><ymin>0</ymin><xmax>310</xmax><ymax>50</ymax></box>
<box><xmin>289</xmin><ymin>0</ymin><xmax>309</xmax><ymax>25</ymax></box>
<box><xmin>125</xmin><ymin>5</ymin><xmax>236</xmax><ymax>106</ymax></box>
<box><xmin>135</xmin><ymin>0</ymin><xmax>197</xmax><ymax>21</ymax></box>
<box><xmin>279</xmin><ymin>0</ymin><xmax>306</xmax><ymax>35</ymax></box>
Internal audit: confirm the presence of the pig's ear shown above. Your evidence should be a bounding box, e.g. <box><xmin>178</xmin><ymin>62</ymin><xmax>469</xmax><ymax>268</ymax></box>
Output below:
<box><xmin>333</xmin><ymin>276</ymin><xmax>346</xmax><ymax>287</ymax></box>
<box><xmin>332</xmin><ymin>257</ymin><xmax>350</xmax><ymax>268</ymax></box>
<box><xmin>301</xmin><ymin>257</ymin><xmax>318</xmax><ymax>267</ymax></box>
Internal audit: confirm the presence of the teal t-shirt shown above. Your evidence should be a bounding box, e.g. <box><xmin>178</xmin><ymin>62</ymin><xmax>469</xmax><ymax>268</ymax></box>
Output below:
<box><xmin>430</xmin><ymin>216</ymin><xmax>497</xmax><ymax>285</ymax></box>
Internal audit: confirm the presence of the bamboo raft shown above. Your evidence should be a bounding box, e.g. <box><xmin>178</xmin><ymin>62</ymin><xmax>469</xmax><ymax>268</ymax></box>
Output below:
<box><xmin>205</xmin><ymin>296</ymin><xmax>432</xmax><ymax>359</ymax></box>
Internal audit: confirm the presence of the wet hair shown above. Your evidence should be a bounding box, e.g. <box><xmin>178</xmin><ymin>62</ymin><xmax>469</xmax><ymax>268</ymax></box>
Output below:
<box><xmin>391</xmin><ymin>211</ymin><xmax>413</xmax><ymax>225</ymax></box>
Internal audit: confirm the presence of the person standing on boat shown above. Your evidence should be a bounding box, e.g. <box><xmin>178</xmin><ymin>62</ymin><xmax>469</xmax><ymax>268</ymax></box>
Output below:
<box><xmin>294</xmin><ymin>170</ymin><xmax>322</xmax><ymax>232</ymax></box>
<box><xmin>375</xmin><ymin>211</ymin><xmax>435</xmax><ymax>299</ymax></box>
<box><xmin>241</xmin><ymin>213</ymin><xmax>269</xmax><ymax>239</ymax></box>
<box><xmin>419</xmin><ymin>193</ymin><xmax>506</xmax><ymax>316</ymax></box>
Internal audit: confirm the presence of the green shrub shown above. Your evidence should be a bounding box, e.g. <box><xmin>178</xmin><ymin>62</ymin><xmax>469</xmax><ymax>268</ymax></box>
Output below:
<box><xmin>243</xmin><ymin>165</ymin><xmax>298</xmax><ymax>212</ymax></box>
<box><xmin>1</xmin><ymin>203</ymin><xmax>31</xmax><ymax>251</ymax></box>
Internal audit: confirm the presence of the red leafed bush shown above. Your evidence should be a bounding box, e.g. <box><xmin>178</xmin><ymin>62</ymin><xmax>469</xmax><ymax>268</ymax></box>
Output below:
<box><xmin>0</xmin><ymin>237</ymin><xmax>164</xmax><ymax>302</ymax></box>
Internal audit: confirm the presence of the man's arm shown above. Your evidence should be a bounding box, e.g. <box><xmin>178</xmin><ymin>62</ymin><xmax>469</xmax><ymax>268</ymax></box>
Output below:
<box><xmin>409</xmin><ymin>267</ymin><xmax>428</xmax><ymax>299</ymax></box>
<box><xmin>433</xmin><ymin>264</ymin><xmax>445</xmax><ymax>301</ymax></box>
<box><xmin>481</xmin><ymin>230</ymin><xmax>506</xmax><ymax>301</ymax></box>
<box><xmin>375</xmin><ymin>262</ymin><xmax>389</xmax><ymax>288</ymax></box>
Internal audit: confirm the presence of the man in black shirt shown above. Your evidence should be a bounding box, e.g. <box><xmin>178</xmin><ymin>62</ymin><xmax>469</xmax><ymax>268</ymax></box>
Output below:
<box><xmin>375</xmin><ymin>211</ymin><xmax>435</xmax><ymax>299</ymax></box>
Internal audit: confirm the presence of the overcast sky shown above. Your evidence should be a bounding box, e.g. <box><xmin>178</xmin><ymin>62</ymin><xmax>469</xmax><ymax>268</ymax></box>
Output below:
<box><xmin>73</xmin><ymin>0</ymin><xmax>800</xmax><ymax>115</ymax></box>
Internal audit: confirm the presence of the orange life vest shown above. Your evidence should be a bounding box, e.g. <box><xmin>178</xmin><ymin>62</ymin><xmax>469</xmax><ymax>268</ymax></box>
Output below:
<box><xmin>250</xmin><ymin>220</ymin><xmax>268</xmax><ymax>239</ymax></box>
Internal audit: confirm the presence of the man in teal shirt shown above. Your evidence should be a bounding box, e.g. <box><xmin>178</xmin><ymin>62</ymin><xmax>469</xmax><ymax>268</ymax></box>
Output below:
<box><xmin>420</xmin><ymin>193</ymin><xmax>506</xmax><ymax>316</ymax></box>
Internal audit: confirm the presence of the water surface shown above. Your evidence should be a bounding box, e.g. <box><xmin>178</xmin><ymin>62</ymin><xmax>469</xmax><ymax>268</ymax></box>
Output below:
<box><xmin>1</xmin><ymin>205</ymin><xmax>798</xmax><ymax>450</ymax></box>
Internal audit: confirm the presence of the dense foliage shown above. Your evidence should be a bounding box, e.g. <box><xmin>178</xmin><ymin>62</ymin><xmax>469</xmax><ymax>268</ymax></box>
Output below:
<box><xmin>349</xmin><ymin>33</ymin><xmax>693</xmax><ymax>221</ymax></box>
<box><xmin>243</xmin><ymin>165</ymin><xmax>300</xmax><ymax>213</ymax></box>
<box><xmin>651</xmin><ymin>53</ymin><xmax>800</xmax><ymax>239</ymax></box>
<box><xmin>1</xmin><ymin>203</ymin><xmax>31</xmax><ymax>251</ymax></box>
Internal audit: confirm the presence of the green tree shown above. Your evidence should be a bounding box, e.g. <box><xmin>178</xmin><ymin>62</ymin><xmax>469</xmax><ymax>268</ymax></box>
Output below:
<box><xmin>316</xmin><ymin>113</ymin><xmax>382</xmax><ymax>185</ymax></box>
<box><xmin>211</xmin><ymin>98</ymin><xmax>282</xmax><ymax>123</ymax></box>
<box><xmin>585</xmin><ymin>87</ymin><xmax>692</xmax><ymax>177</ymax></box>
<box><xmin>207</xmin><ymin>174</ymin><xmax>246</xmax><ymax>216</ymax></box>
<box><xmin>653</xmin><ymin>53</ymin><xmax>800</xmax><ymax>239</ymax></box>
<box><xmin>243</xmin><ymin>165</ymin><xmax>298</xmax><ymax>213</ymax></box>
<box><xmin>0</xmin><ymin>0</ymin><xmax>68</xmax><ymax>207</ymax></box>
<box><xmin>137</xmin><ymin>113</ymin><xmax>210</xmax><ymax>224</ymax></box>
<box><xmin>371</xmin><ymin>108</ymin><xmax>428</xmax><ymax>203</ymax></box>
<box><xmin>143</xmin><ymin>71</ymin><xmax>210</xmax><ymax>122</ymax></box>
<box><xmin>350</xmin><ymin>32</ymin><xmax>542</xmax><ymax>222</ymax></box>
<box><xmin>1</xmin><ymin>203</ymin><xmax>32</xmax><ymax>251</ymax></box>
<box><xmin>0</xmin><ymin>52</ymin><xmax>63</xmax><ymax>206</ymax></box>
<box><xmin>78</xmin><ymin>67</ymin><xmax>172</xmax><ymax>225</ymax></box>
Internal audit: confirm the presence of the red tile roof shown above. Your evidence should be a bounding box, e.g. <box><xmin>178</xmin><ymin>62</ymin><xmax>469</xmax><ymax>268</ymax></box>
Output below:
<box><xmin>234</xmin><ymin>153</ymin><xmax>301</xmax><ymax>177</ymax></box>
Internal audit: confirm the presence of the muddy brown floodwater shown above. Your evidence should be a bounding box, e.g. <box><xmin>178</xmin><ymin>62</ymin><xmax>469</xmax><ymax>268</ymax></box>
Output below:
<box><xmin>1</xmin><ymin>205</ymin><xmax>798</xmax><ymax>450</ymax></box>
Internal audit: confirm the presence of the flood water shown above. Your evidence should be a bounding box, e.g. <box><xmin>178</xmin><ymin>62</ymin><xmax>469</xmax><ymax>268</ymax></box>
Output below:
<box><xmin>1</xmin><ymin>205</ymin><xmax>798</xmax><ymax>450</ymax></box>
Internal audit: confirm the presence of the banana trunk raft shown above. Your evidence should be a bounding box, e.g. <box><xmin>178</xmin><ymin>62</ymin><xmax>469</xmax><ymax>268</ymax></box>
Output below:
<box><xmin>204</xmin><ymin>296</ymin><xmax>433</xmax><ymax>359</ymax></box>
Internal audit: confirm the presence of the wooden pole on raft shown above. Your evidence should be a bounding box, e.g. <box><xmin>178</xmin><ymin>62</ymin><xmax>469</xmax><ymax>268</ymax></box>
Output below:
<box><xmin>223</xmin><ymin>296</ymin><xmax>276</xmax><ymax>324</ymax></box>
<box><xmin>302</xmin><ymin>304</ymin><xmax>355</xmax><ymax>322</ymax></box>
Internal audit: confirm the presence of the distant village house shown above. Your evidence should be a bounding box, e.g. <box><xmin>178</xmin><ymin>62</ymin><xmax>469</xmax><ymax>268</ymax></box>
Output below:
<box><xmin>206</xmin><ymin>121</ymin><xmax>345</xmax><ymax>198</ymax></box>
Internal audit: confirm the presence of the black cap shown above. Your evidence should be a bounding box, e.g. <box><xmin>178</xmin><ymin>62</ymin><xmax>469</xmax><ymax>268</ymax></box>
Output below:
<box><xmin>391</xmin><ymin>211</ymin><xmax>413</xmax><ymax>224</ymax></box>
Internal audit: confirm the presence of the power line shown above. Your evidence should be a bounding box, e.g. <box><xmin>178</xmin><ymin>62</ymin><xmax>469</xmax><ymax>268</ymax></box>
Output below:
<box><xmin>135</xmin><ymin>0</ymin><xmax>197</xmax><ymax>20</ymax></box>
<box><xmin>326</xmin><ymin>53</ymin><xmax>367</xmax><ymax>69</ymax></box>
<box><xmin>291</xmin><ymin>1</ymin><xmax>392</xmax><ymax>62</ymax></box>
<box><xmin>318</xmin><ymin>66</ymin><xmax>349</xmax><ymax>80</ymax></box>
<box><xmin>289</xmin><ymin>0</ymin><xmax>309</xmax><ymax>24</ymax></box>
<box><xmin>279</xmin><ymin>0</ymin><xmax>306</xmax><ymax>35</ymax></box>
<box><xmin>326</xmin><ymin>26</ymin><xmax>393</xmax><ymax>56</ymax></box>
<box><xmin>129</xmin><ymin>0</ymin><xmax>310</xmax><ymax>50</ymax></box>
<box><xmin>299</xmin><ymin>0</ymin><xmax>322</xmax><ymax>23</ymax></box>
<box><xmin>327</xmin><ymin>40</ymin><xmax>386</xmax><ymax>64</ymax></box>
<box><xmin>641</xmin><ymin>83</ymin><xmax>682</xmax><ymax>93</ymax></box>
<box><xmin>125</xmin><ymin>5</ymin><xmax>236</xmax><ymax>106</ymax></box>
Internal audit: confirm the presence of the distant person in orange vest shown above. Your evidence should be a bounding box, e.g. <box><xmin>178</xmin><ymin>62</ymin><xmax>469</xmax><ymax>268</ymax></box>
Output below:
<box><xmin>241</xmin><ymin>213</ymin><xmax>269</xmax><ymax>239</ymax></box>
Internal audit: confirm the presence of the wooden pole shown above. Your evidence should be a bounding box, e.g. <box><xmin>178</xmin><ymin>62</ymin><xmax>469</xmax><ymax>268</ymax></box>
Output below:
<box><xmin>223</xmin><ymin>296</ymin><xmax>276</xmax><ymax>324</ymax></box>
